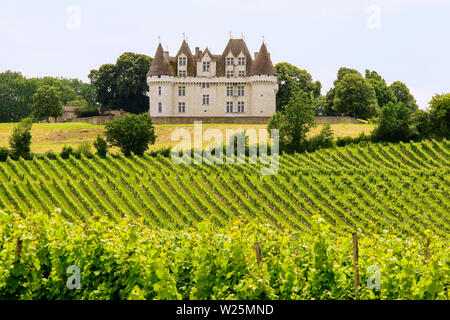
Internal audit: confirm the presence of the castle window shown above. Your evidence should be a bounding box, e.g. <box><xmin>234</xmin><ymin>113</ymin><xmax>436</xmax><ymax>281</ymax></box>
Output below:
<box><xmin>178</xmin><ymin>70</ymin><xmax>186</xmax><ymax>77</ymax></box>
<box><xmin>226</xmin><ymin>57</ymin><xmax>234</xmax><ymax>66</ymax></box>
<box><xmin>158</xmin><ymin>87</ymin><xmax>162</xmax><ymax>96</ymax></box>
<box><xmin>158</xmin><ymin>102</ymin><xmax>162</xmax><ymax>113</ymax></box>
<box><xmin>179</xmin><ymin>57</ymin><xmax>186</xmax><ymax>66</ymax></box>
<box><xmin>226</xmin><ymin>87</ymin><xmax>234</xmax><ymax>97</ymax></box>
<box><xmin>226</xmin><ymin>70</ymin><xmax>234</xmax><ymax>78</ymax></box>
<box><xmin>178</xmin><ymin>86</ymin><xmax>186</xmax><ymax>96</ymax></box>
<box><xmin>202</xmin><ymin>83</ymin><xmax>210</xmax><ymax>89</ymax></box>
<box><xmin>238</xmin><ymin>101</ymin><xmax>245</xmax><ymax>113</ymax></box>
<box><xmin>203</xmin><ymin>62</ymin><xmax>210</xmax><ymax>72</ymax></box>
<box><xmin>178</xmin><ymin>102</ymin><xmax>186</xmax><ymax>113</ymax></box>
<box><xmin>226</xmin><ymin>101</ymin><xmax>234</xmax><ymax>113</ymax></box>
<box><xmin>239</xmin><ymin>70</ymin><xmax>245</xmax><ymax>77</ymax></box>
<box><xmin>238</xmin><ymin>57</ymin><xmax>245</xmax><ymax>66</ymax></box>
<box><xmin>202</xmin><ymin>95</ymin><xmax>210</xmax><ymax>105</ymax></box>
<box><xmin>237</xmin><ymin>86</ymin><xmax>245</xmax><ymax>96</ymax></box>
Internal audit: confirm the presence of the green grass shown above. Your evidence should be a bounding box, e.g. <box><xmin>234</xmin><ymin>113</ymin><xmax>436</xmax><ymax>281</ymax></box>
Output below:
<box><xmin>0</xmin><ymin>122</ymin><xmax>375</xmax><ymax>154</ymax></box>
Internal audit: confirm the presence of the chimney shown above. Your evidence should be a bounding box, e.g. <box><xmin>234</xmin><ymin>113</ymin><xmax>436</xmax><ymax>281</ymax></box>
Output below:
<box><xmin>254</xmin><ymin>52</ymin><xmax>259</xmax><ymax>60</ymax></box>
<box><xmin>195</xmin><ymin>47</ymin><xmax>200</xmax><ymax>57</ymax></box>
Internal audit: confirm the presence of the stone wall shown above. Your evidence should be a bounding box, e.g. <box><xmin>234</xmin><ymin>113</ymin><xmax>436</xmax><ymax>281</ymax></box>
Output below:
<box><xmin>66</xmin><ymin>116</ymin><xmax>117</xmax><ymax>125</ymax></box>
<box><xmin>151</xmin><ymin>116</ymin><xmax>272</xmax><ymax>125</ymax></box>
<box><xmin>151</xmin><ymin>116</ymin><xmax>364</xmax><ymax>125</ymax></box>
<box><xmin>315</xmin><ymin>116</ymin><xmax>364</xmax><ymax>124</ymax></box>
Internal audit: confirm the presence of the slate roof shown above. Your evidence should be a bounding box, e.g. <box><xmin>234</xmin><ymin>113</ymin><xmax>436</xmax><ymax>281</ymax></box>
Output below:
<box><xmin>148</xmin><ymin>39</ymin><xmax>276</xmax><ymax>77</ymax></box>
<box><xmin>249</xmin><ymin>43</ymin><xmax>277</xmax><ymax>76</ymax></box>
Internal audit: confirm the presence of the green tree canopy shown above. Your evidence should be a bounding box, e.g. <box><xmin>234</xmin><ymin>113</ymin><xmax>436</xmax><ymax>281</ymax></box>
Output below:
<box><xmin>0</xmin><ymin>71</ymin><xmax>35</xmax><ymax>122</ymax></box>
<box><xmin>372</xmin><ymin>102</ymin><xmax>413</xmax><ymax>142</ymax></box>
<box><xmin>333</xmin><ymin>73</ymin><xmax>378</xmax><ymax>119</ymax></box>
<box><xmin>31</xmin><ymin>85</ymin><xmax>64</xmax><ymax>122</ymax></box>
<box><xmin>335</xmin><ymin>67</ymin><xmax>361</xmax><ymax>85</ymax></box>
<box><xmin>428</xmin><ymin>93</ymin><xmax>450</xmax><ymax>138</ymax></box>
<box><xmin>275</xmin><ymin>62</ymin><xmax>321</xmax><ymax>111</ymax></box>
<box><xmin>389</xmin><ymin>81</ymin><xmax>418</xmax><ymax>111</ymax></box>
<box><xmin>9</xmin><ymin>117</ymin><xmax>33</xmax><ymax>160</ymax></box>
<box><xmin>105</xmin><ymin>113</ymin><xmax>156</xmax><ymax>156</ymax></box>
<box><xmin>89</xmin><ymin>52</ymin><xmax>153</xmax><ymax>114</ymax></box>
<box><xmin>268</xmin><ymin>90</ymin><xmax>316</xmax><ymax>152</ymax></box>
<box><xmin>365</xmin><ymin>70</ymin><xmax>396</xmax><ymax>108</ymax></box>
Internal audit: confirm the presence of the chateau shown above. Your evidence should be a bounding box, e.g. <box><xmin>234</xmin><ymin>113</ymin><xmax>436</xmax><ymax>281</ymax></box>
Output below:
<box><xmin>147</xmin><ymin>38</ymin><xmax>278</xmax><ymax>123</ymax></box>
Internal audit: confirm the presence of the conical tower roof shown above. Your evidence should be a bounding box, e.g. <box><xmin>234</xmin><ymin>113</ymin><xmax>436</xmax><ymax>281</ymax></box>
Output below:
<box><xmin>147</xmin><ymin>43</ymin><xmax>173</xmax><ymax>76</ymax></box>
<box><xmin>249</xmin><ymin>43</ymin><xmax>277</xmax><ymax>76</ymax></box>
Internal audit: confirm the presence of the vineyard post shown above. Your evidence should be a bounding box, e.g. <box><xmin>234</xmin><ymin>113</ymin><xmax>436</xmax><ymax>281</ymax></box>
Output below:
<box><xmin>425</xmin><ymin>238</ymin><xmax>431</xmax><ymax>261</ymax></box>
<box><xmin>15</xmin><ymin>236</ymin><xmax>23</xmax><ymax>263</ymax></box>
<box><xmin>254</xmin><ymin>241</ymin><xmax>263</xmax><ymax>264</ymax></box>
<box><xmin>352</xmin><ymin>232</ymin><xmax>360</xmax><ymax>298</ymax></box>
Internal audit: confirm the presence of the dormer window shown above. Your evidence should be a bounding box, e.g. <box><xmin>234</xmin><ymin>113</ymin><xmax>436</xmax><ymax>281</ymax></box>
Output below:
<box><xmin>239</xmin><ymin>70</ymin><xmax>245</xmax><ymax>77</ymax></box>
<box><xmin>179</xmin><ymin>57</ymin><xmax>187</xmax><ymax>66</ymax></box>
<box><xmin>203</xmin><ymin>62</ymin><xmax>210</xmax><ymax>72</ymax></box>
<box><xmin>238</xmin><ymin>57</ymin><xmax>245</xmax><ymax>66</ymax></box>
<box><xmin>226</xmin><ymin>70</ymin><xmax>234</xmax><ymax>78</ymax></box>
<box><xmin>178</xmin><ymin>70</ymin><xmax>186</xmax><ymax>77</ymax></box>
<box><xmin>226</xmin><ymin>57</ymin><xmax>234</xmax><ymax>66</ymax></box>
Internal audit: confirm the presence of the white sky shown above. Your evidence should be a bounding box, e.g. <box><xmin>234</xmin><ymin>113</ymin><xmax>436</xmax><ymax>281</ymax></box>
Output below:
<box><xmin>1</xmin><ymin>0</ymin><xmax>449</xmax><ymax>109</ymax></box>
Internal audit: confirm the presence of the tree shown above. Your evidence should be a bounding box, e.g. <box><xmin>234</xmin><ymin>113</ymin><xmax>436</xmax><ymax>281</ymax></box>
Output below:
<box><xmin>365</xmin><ymin>70</ymin><xmax>396</xmax><ymax>108</ymax></box>
<box><xmin>411</xmin><ymin>110</ymin><xmax>432</xmax><ymax>139</ymax></box>
<box><xmin>105</xmin><ymin>114</ymin><xmax>156</xmax><ymax>156</ymax></box>
<box><xmin>0</xmin><ymin>71</ymin><xmax>35</xmax><ymax>122</ymax></box>
<box><xmin>31</xmin><ymin>85</ymin><xmax>63</xmax><ymax>122</ymax></box>
<box><xmin>371</xmin><ymin>102</ymin><xmax>413</xmax><ymax>142</ymax></box>
<box><xmin>89</xmin><ymin>52</ymin><xmax>153</xmax><ymax>114</ymax></box>
<box><xmin>275</xmin><ymin>62</ymin><xmax>321</xmax><ymax>111</ymax></box>
<box><xmin>9</xmin><ymin>117</ymin><xmax>33</xmax><ymax>160</ymax></box>
<box><xmin>268</xmin><ymin>90</ymin><xmax>316</xmax><ymax>152</ymax></box>
<box><xmin>389</xmin><ymin>81</ymin><xmax>418</xmax><ymax>111</ymax></box>
<box><xmin>324</xmin><ymin>67</ymin><xmax>364</xmax><ymax>116</ymax></box>
<box><xmin>335</xmin><ymin>67</ymin><xmax>361</xmax><ymax>85</ymax></box>
<box><xmin>333</xmin><ymin>73</ymin><xmax>379</xmax><ymax>119</ymax></box>
<box><xmin>428</xmin><ymin>93</ymin><xmax>450</xmax><ymax>138</ymax></box>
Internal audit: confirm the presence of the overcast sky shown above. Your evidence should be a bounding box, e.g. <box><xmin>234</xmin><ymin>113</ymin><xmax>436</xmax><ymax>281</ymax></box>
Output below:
<box><xmin>1</xmin><ymin>0</ymin><xmax>449</xmax><ymax>109</ymax></box>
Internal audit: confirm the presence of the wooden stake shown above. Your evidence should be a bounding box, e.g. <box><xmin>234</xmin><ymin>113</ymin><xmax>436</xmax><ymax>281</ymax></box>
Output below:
<box><xmin>352</xmin><ymin>232</ymin><xmax>360</xmax><ymax>298</ymax></box>
<box><xmin>15</xmin><ymin>236</ymin><xmax>23</xmax><ymax>263</ymax></box>
<box><xmin>425</xmin><ymin>238</ymin><xmax>431</xmax><ymax>261</ymax></box>
<box><xmin>254</xmin><ymin>241</ymin><xmax>263</xmax><ymax>264</ymax></box>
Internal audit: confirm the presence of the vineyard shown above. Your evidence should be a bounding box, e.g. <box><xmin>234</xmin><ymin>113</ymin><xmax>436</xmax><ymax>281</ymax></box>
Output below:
<box><xmin>0</xmin><ymin>139</ymin><xmax>449</xmax><ymax>299</ymax></box>
<box><xmin>0</xmin><ymin>140</ymin><xmax>449</xmax><ymax>237</ymax></box>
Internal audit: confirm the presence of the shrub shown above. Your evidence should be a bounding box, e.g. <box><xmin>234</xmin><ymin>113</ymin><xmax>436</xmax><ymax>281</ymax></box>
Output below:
<box><xmin>336</xmin><ymin>132</ymin><xmax>371</xmax><ymax>147</ymax></box>
<box><xmin>0</xmin><ymin>147</ymin><xmax>10</xmax><ymax>162</ymax></box>
<box><xmin>105</xmin><ymin>114</ymin><xmax>156</xmax><ymax>156</ymax></box>
<box><xmin>148</xmin><ymin>146</ymin><xmax>171</xmax><ymax>158</ymax></box>
<box><xmin>372</xmin><ymin>102</ymin><xmax>413</xmax><ymax>142</ymax></box>
<box><xmin>304</xmin><ymin>124</ymin><xmax>335</xmax><ymax>152</ymax></box>
<box><xmin>45</xmin><ymin>150</ymin><xmax>58</xmax><ymax>159</ymax></box>
<box><xmin>75</xmin><ymin>107</ymin><xmax>99</xmax><ymax>118</ymax></box>
<box><xmin>93</xmin><ymin>135</ymin><xmax>109</xmax><ymax>158</ymax></box>
<box><xmin>76</xmin><ymin>142</ymin><xmax>93</xmax><ymax>158</ymax></box>
<box><xmin>9</xmin><ymin>118</ymin><xmax>33</xmax><ymax>160</ymax></box>
<box><xmin>60</xmin><ymin>145</ymin><xmax>74</xmax><ymax>159</ymax></box>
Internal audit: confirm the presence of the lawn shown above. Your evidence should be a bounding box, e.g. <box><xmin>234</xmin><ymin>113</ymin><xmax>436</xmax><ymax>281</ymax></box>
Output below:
<box><xmin>0</xmin><ymin>122</ymin><xmax>375</xmax><ymax>154</ymax></box>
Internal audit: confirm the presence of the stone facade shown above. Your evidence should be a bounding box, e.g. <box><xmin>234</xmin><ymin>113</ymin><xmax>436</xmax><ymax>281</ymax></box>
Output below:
<box><xmin>147</xmin><ymin>39</ymin><xmax>278</xmax><ymax>120</ymax></box>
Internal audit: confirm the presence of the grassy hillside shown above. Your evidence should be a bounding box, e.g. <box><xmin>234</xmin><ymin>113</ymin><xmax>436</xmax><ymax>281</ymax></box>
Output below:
<box><xmin>0</xmin><ymin>122</ymin><xmax>375</xmax><ymax>153</ymax></box>
<box><xmin>0</xmin><ymin>139</ymin><xmax>448</xmax><ymax>238</ymax></box>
